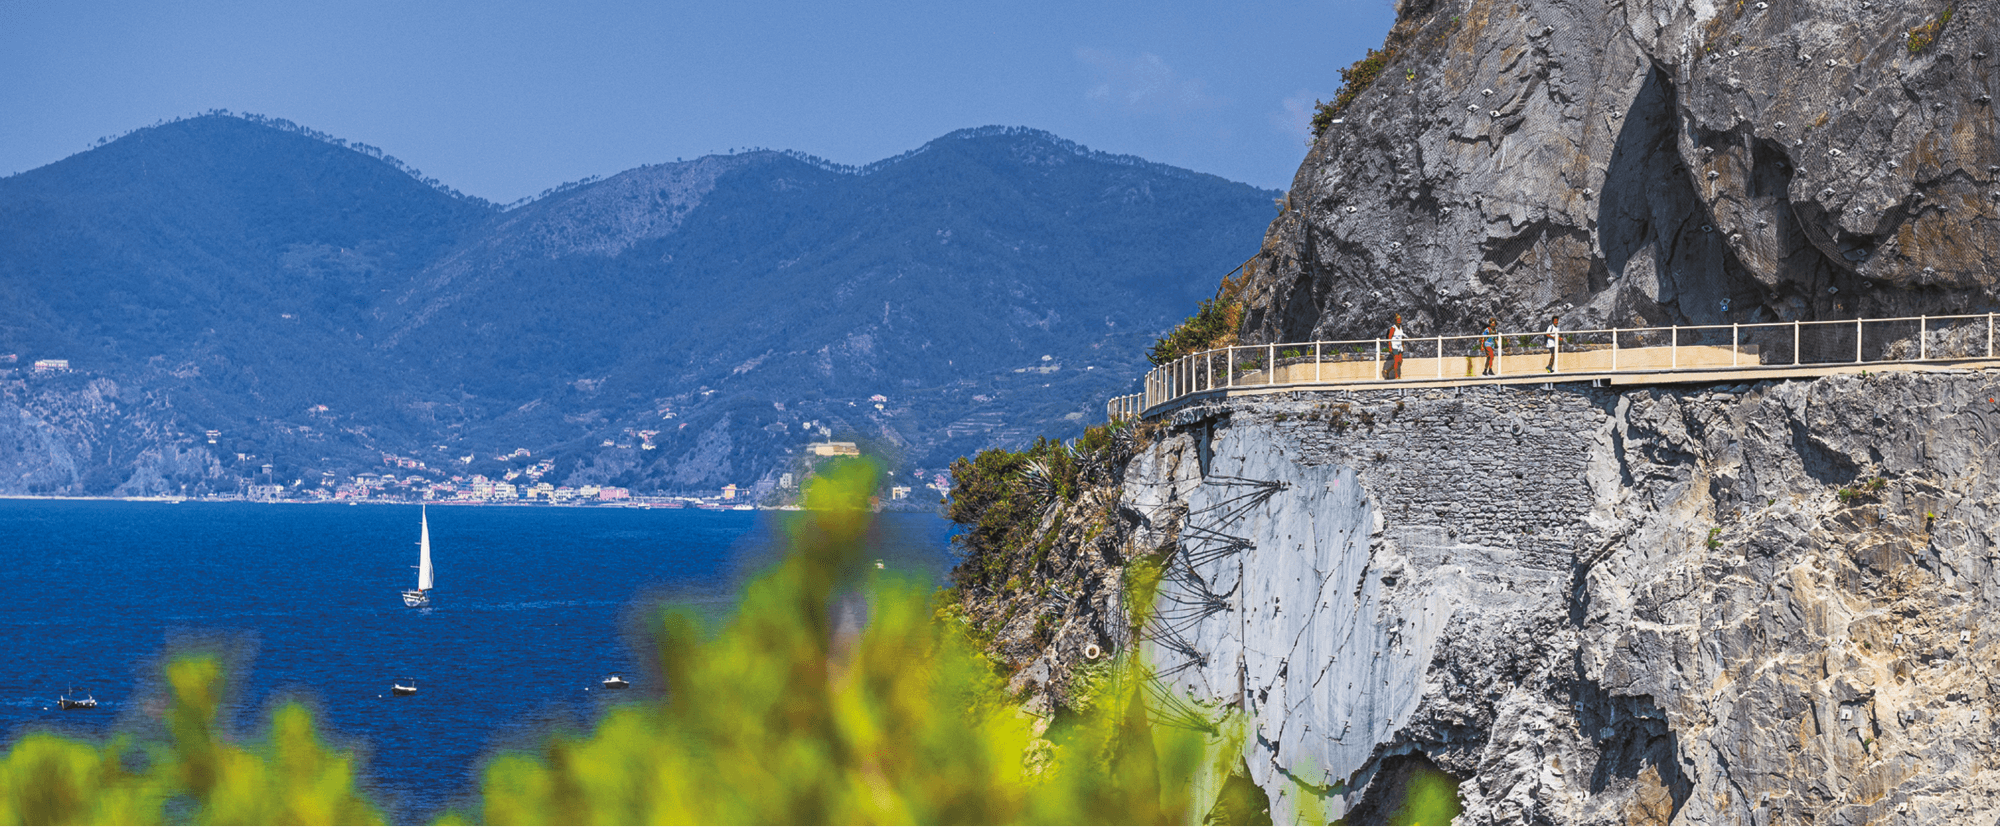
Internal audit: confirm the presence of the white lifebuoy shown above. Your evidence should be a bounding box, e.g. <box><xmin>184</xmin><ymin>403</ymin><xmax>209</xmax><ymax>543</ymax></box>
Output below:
<box><xmin>1083</xmin><ymin>644</ymin><xmax>1102</xmax><ymax>661</ymax></box>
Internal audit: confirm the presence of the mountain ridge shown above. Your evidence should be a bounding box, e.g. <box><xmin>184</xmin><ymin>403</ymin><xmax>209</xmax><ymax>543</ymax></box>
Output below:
<box><xmin>0</xmin><ymin>114</ymin><xmax>1277</xmax><ymax>497</ymax></box>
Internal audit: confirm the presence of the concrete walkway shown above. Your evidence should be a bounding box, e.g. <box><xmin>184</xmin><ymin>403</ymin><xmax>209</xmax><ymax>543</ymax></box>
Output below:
<box><xmin>1129</xmin><ymin>359</ymin><xmax>2000</xmax><ymax>419</ymax></box>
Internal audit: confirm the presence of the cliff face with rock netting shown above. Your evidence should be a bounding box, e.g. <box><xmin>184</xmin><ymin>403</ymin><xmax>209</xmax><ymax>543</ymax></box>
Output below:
<box><xmin>1236</xmin><ymin>0</ymin><xmax>1998</xmax><ymax>344</ymax></box>
<box><xmin>953</xmin><ymin>373</ymin><xmax>2000</xmax><ymax>823</ymax></box>
<box><xmin>944</xmin><ymin>0</ymin><xmax>2000</xmax><ymax>821</ymax></box>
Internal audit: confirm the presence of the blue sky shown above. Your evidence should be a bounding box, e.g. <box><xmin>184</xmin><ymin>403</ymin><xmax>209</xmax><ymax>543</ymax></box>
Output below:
<box><xmin>2</xmin><ymin>1</ymin><xmax>1396</xmax><ymax>202</ymax></box>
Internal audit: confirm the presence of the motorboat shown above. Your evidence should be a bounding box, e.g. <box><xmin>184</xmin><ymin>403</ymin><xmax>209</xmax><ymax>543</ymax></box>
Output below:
<box><xmin>601</xmin><ymin>676</ymin><xmax>630</xmax><ymax>690</ymax></box>
<box><xmin>58</xmin><ymin>690</ymin><xmax>97</xmax><ymax>710</ymax></box>
<box><xmin>392</xmin><ymin>680</ymin><xmax>418</xmax><ymax>696</ymax></box>
<box><xmin>401</xmin><ymin>507</ymin><xmax>435</xmax><ymax>608</ymax></box>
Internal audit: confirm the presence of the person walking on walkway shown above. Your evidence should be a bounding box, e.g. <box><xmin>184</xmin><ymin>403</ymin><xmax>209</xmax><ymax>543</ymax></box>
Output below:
<box><xmin>1385</xmin><ymin>314</ymin><xmax>1406</xmax><ymax>380</ymax></box>
<box><xmin>1544</xmin><ymin>315</ymin><xmax>1561</xmax><ymax>373</ymax></box>
<box><xmin>1481</xmin><ymin>317</ymin><xmax>1500</xmax><ymax>376</ymax></box>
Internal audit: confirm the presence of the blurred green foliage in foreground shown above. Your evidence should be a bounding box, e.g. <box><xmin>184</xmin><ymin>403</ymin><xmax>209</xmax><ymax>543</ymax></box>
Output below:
<box><xmin>0</xmin><ymin>459</ymin><xmax>1224</xmax><ymax>824</ymax></box>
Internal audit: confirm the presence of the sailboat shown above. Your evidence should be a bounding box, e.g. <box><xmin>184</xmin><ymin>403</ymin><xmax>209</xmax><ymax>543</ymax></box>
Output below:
<box><xmin>401</xmin><ymin>507</ymin><xmax>434</xmax><ymax>607</ymax></box>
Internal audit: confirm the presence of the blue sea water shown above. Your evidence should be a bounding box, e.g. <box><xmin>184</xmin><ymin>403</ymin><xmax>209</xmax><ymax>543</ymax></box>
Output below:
<box><xmin>0</xmin><ymin>499</ymin><xmax>956</xmax><ymax>822</ymax></box>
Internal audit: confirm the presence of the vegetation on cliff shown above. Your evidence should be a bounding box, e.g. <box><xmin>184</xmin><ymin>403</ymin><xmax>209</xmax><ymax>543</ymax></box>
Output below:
<box><xmin>1147</xmin><ymin>268</ymin><xmax>1248</xmax><ymax>366</ymax></box>
<box><xmin>946</xmin><ymin>423</ymin><xmax>1137</xmax><ymax>600</ymax></box>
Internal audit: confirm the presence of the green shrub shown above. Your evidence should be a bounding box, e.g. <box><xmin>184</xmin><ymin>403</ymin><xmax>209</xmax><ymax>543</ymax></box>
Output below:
<box><xmin>1149</xmin><ymin>297</ymin><xmax>1242</xmax><ymax>366</ymax></box>
<box><xmin>947</xmin><ymin>424</ymin><xmax>1132</xmax><ymax>595</ymax></box>
<box><xmin>0</xmin><ymin>655</ymin><xmax>379</xmax><ymax>825</ymax></box>
<box><xmin>1311</xmin><ymin>48</ymin><xmax>1398</xmax><ymax>137</ymax></box>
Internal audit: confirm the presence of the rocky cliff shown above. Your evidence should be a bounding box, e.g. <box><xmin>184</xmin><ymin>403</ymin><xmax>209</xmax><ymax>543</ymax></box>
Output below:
<box><xmin>956</xmin><ymin>370</ymin><xmax>2000</xmax><ymax>823</ymax></box>
<box><xmin>948</xmin><ymin>0</ymin><xmax>2000</xmax><ymax>821</ymax></box>
<box><xmin>1238</xmin><ymin>0</ymin><xmax>1998</xmax><ymax>342</ymax></box>
<box><xmin>0</xmin><ymin>368</ymin><xmax>225</xmax><ymax>496</ymax></box>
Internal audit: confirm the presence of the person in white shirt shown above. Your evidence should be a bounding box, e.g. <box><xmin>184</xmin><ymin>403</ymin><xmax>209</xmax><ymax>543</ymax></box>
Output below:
<box><xmin>1544</xmin><ymin>315</ymin><xmax>1561</xmax><ymax>373</ymax></box>
<box><xmin>1385</xmin><ymin>314</ymin><xmax>1406</xmax><ymax>379</ymax></box>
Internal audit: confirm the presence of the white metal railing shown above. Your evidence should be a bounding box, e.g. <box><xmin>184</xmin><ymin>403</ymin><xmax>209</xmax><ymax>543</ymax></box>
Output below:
<box><xmin>1105</xmin><ymin>313</ymin><xmax>2000</xmax><ymax>421</ymax></box>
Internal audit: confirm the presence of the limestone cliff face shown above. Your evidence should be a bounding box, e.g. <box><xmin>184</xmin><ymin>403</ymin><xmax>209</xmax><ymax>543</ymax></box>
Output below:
<box><xmin>1241</xmin><ymin>0</ymin><xmax>1999</xmax><ymax>342</ymax></box>
<box><xmin>0</xmin><ymin>371</ymin><xmax>224</xmax><ymax>496</ymax></box>
<box><xmin>1114</xmin><ymin>371</ymin><xmax>2000</xmax><ymax>823</ymax></box>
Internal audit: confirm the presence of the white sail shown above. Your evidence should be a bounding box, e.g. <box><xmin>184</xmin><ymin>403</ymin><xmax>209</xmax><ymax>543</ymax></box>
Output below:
<box><xmin>416</xmin><ymin>507</ymin><xmax>434</xmax><ymax>591</ymax></box>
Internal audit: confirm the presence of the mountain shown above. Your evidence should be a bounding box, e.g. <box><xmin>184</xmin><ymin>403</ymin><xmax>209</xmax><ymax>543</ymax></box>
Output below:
<box><xmin>0</xmin><ymin>115</ymin><xmax>1276</xmax><ymax>496</ymax></box>
<box><xmin>1231</xmin><ymin>0</ymin><xmax>1998</xmax><ymax>343</ymax></box>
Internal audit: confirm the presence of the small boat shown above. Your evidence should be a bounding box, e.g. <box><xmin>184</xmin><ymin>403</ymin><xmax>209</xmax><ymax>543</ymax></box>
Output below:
<box><xmin>392</xmin><ymin>680</ymin><xmax>418</xmax><ymax>696</ymax></box>
<box><xmin>57</xmin><ymin>690</ymin><xmax>97</xmax><ymax>710</ymax></box>
<box><xmin>401</xmin><ymin>507</ymin><xmax>435</xmax><ymax>608</ymax></box>
<box><xmin>601</xmin><ymin>676</ymin><xmax>630</xmax><ymax>690</ymax></box>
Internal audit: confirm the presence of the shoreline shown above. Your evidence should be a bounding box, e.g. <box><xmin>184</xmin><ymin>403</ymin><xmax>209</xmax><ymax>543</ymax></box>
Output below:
<box><xmin>0</xmin><ymin>494</ymin><xmax>944</xmax><ymax>513</ymax></box>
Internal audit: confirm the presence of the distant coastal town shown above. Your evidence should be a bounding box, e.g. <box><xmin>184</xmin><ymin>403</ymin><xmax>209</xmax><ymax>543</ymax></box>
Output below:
<box><xmin>10</xmin><ymin>438</ymin><xmax>951</xmax><ymax>511</ymax></box>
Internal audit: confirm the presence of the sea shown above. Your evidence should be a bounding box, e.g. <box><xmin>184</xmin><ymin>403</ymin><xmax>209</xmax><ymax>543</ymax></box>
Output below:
<box><xmin>0</xmin><ymin>499</ymin><xmax>957</xmax><ymax>822</ymax></box>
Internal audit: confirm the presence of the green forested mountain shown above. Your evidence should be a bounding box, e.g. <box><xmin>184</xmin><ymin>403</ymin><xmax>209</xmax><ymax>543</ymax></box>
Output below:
<box><xmin>0</xmin><ymin>115</ymin><xmax>1274</xmax><ymax>495</ymax></box>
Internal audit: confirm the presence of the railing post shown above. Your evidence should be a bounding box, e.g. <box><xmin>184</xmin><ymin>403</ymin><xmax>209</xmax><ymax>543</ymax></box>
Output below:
<box><xmin>1855</xmin><ymin>318</ymin><xmax>1863</xmax><ymax>363</ymax></box>
<box><xmin>1732</xmin><ymin>323</ymin><xmax>1739</xmax><ymax>368</ymax></box>
<box><xmin>1793</xmin><ymin>320</ymin><xmax>1800</xmax><ymax>366</ymax></box>
<box><xmin>1671</xmin><ymin>326</ymin><xmax>1678</xmax><ymax>370</ymax></box>
<box><xmin>1268</xmin><ymin>344</ymin><xmax>1276</xmax><ymax>386</ymax></box>
<box><xmin>1610</xmin><ymin>328</ymin><xmax>1619</xmax><ymax>371</ymax></box>
<box><xmin>1437</xmin><ymin>335</ymin><xmax>1444</xmax><ymax>378</ymax></box>
<box><xmin>1374</xmin><ymin>339</ymin><xmax>1382</xmax><ymax>378</ymax></box>
<box><xmin>1315</xmin><ymin>342</ymin><xmax>1322</xmax><ymax>382</ymax></box>
<box><xmin>1227</xmin><ymin>348</ymin><xmax>1235</xmax><ymax>389</ymax></box>
<box><xmin>1919</xmin><ymin>315</ymin><xmax>1927</xmax><ymax>360</ymax></box>
<box><xmin>1989</xmin><ymin>313</ymin><xmax>1995</xmax><ymax>358</ymax></box>
<box><xmin>1206</xmin><ymin>350</ymin><xmax>1213</xmax><ymax>391</ymax></box>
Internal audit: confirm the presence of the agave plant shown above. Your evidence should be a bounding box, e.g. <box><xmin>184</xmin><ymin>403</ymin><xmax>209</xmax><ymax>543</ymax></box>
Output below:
<box><xmin>1018</xmin><ymin>457</ymin><xmax>1062</xmax><ymax>512</ymax></box>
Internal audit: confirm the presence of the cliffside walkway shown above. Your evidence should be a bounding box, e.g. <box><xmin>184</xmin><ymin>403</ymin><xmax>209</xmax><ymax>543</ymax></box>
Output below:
<box><xmin>1108</xmin><ymin>313</ymin><xmax>2000</xmax><ymax>421</ymax></box>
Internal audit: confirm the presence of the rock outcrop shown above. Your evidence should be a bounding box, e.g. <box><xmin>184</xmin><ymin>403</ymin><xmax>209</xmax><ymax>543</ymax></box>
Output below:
<box><xmin>1103</xmin><ymin>370</ymin><xmax>2000</xmax><ymax>823</ymax></box>
<box><xmin>1239</xmin><ymin>0</ymin><xmax>1999</xmax><ymax>343</ymax></box>
<box><xmin>953</xmin><ymin>0</ymin><xmax>2000</xmax><ymax>821</ymax></box>
<box><xmin>0</xmin><ymin>370</ymin><xmax>225</xmax><ymax>496</ymax></box>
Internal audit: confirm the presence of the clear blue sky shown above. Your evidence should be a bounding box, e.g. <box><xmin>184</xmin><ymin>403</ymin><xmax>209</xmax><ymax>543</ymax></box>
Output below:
<box><xmin>2</xmin><ymin>1</ymin><xmax>1396</xmax><ymax>202</ymax></box>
